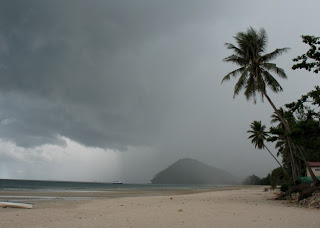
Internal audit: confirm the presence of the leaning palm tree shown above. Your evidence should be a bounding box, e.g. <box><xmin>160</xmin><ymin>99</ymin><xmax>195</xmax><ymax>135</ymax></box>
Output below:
<box><xmin>222</xmin><ymin>27</ymin><xmax>289</xmax><ymax>126</ymax></box>
<box><xmin>247</xmin><ymin>121</ymin><xmax>288</xmax><ymax>176</ymax></box>
<box><xmin>222</xmin><ymin>27</ymin><xmax>320</xmax><ymax>185</ymax></box>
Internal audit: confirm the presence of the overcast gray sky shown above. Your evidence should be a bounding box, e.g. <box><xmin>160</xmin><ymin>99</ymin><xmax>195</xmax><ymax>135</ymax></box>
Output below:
<box><xmin>1</xmin><ymin>0</ymin><xmax>320</xmax><ymax>183</ymax></box>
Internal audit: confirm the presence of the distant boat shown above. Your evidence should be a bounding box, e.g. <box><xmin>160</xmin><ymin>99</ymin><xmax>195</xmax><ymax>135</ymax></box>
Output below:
<box><xmin>112</xmin><ymin>181</ymin><xmax>123</xmax><ymax>184</ymax></box>
<box><xmin>0</xmin><ymin>201</ymin><xmax>33</xmax><ymax>209</ymax></box>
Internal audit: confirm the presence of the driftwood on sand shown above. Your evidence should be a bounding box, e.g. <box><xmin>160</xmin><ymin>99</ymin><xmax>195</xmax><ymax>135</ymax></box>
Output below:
<box><xmin>0</xmin><ymin>201</ymin><xmax>33</xmax><ymax>209</ymax></box>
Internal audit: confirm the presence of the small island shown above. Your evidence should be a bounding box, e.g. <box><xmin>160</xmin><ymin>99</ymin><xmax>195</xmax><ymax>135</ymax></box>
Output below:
<box><xmin>151</xmin><ymin>158</ymin><xmax>237</xmax><ymax>185</ymax></box>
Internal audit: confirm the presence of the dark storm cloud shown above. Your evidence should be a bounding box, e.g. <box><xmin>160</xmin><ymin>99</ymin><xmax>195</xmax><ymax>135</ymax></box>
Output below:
<box><xmin>0</xmin><ymin>0</ymin><xmax>223</xmax><ymax>148</ymax></box>
<box><xmin>2</xmin><ymin>0</ymin><xmax>320</xmax><ymax>182</ymax></box>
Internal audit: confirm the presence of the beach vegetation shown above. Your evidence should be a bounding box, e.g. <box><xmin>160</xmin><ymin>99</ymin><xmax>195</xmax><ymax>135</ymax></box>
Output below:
<box><xmin>222</xmin><ymin>27</ymin><xmax>320</xmax><ymax>185</ymax></box>
<box><xmin>293</xmin><ymin>35</ymin><xmax>320</xmax><ymax>73</ymax></box>
<box><xmin>270</xmin><ymin>167</ymin><xmax>289</xmax><ymax>190</ymax></box>
<box><xmin>268</xmin><ymin>108</ymin><xmax>301</xmax><ymax>184</ymax></box>
<box><xmin>280</xmin><ymin>183</ymin><xmax>289</xmax><ymax>193</ymax></box>
<box><xmin>259</xmin><ymin>173</ymin><xmax>271</xmax><ymax>185</ymax></box>
<box><xmin>242</xmin><ymin>174</ymin><xmax>262</xmax><ymax>185</ymax></box>
<box><xmin>268</xmin><ymin>87</ymin><xmax>320</xmax><ymax>185</ymax></box>
<box><xmin>247</xmin><ymin>120</ymin><xmax>288</xmax><ymax>176</ymax></box>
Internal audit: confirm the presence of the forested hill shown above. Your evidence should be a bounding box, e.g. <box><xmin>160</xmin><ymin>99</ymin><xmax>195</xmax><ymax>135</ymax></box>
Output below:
<box><xmin>151</xmin><ymin>158</ymin><xmax>237</xmax><ymax>184</ymax></box>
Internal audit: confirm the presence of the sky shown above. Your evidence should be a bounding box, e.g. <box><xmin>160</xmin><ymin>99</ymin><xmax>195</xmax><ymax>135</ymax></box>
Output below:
<box><xmin>0</xmin><ymin>0</ymin><xmax>320</xmax><ymax>183</ymax></box>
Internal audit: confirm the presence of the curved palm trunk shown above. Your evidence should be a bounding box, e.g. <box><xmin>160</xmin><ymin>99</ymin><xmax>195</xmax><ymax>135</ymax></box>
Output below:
<box><xmin>296</xmin><ymin>157</ymin><xmax>302</xmax><ymax>178</ymax></box>
<box><xmin>264</xmin><ymin>145</ymin><xmax>289</xmax><ymax>177</ymax></box>
<box><xmin>263</xmin><ymin>92</ymin><xmax>290</xmax><ymax>131</ymax></box>
<box><xmin>287</xmin><ymin>138</ymin><xmax>298</xmax><ymax>183</ymax></box>
<box><xmin>296</xmin><ymin>144</ymin><xmax>320</xmax><ymax>181</ymax></box>
<box><xmin>263</xmin><ymin>92</ymin><xmax>320</xmax><ymax>185</ymax></box>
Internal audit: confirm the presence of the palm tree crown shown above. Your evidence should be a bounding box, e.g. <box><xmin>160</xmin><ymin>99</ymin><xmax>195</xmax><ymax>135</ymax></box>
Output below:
<box><xmin>247</xmin><ymin>120</ymin><xmax>269</xmax><ymax>149</ymax></box>
<box><xmin>247</xmin><ymin>120</ymin><xmax>288</xmax><ymax>176</ymax></box>
<box><xmin>222</xmin><ymin>27</ymin><xmax>289</xmax><ymax>102</ymax></box>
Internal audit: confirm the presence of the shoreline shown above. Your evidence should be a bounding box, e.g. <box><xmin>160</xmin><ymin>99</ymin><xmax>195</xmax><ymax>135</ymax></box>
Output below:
<box><xmin>0</xmin><ymin>185</ymin><xmax>240</xmax><ymax>201</ymax></box>
<box><xmin>1</xmin><ymin>186</ymin><xmax>319</xmax><ymax>227</ymax></box>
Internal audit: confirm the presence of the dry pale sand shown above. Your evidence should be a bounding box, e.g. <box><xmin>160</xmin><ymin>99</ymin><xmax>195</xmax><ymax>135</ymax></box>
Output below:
<box><xmin>0</xmin><ymin>186</ymin><xmax>319</xmax><ymax>228</ymax></box>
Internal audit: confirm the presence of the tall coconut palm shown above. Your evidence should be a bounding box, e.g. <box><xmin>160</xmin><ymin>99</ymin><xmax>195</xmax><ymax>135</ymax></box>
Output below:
<box><xmin>222</xmin><ymin>27</ymin><xmax>320</xmax><ymax>184</ymax></box>
<box><xmin>222</xmin><ymin>27</ymin><xmax>289</xmax><ymax>127</ymax></box>
<box><xmin>247</xmin><ymin>121</ymin><xmax>288</xmax><ymax>176</ymax></box>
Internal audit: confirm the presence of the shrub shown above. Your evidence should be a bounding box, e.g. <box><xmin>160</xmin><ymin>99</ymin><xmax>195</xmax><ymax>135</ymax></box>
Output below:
<box><xmin>280</xmin><ymin>183</ymin><xmax>289</xmax><ymax>193</ymax></box>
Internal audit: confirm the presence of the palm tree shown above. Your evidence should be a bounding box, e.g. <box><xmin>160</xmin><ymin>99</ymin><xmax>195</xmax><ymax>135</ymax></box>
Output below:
<box><xmin>222</xmin><ymin>27</ymin><xmax>289</xmax><ymax>127</ymax></box>
<box><xmin>222</xmin><ymin>27</ymin><xmax>320</xmax><ymax>184</ymax></box>
<box><xmin>247</xmin><ymin>121</ymin><xmax>288</xmax><ymax>176</ymax></box>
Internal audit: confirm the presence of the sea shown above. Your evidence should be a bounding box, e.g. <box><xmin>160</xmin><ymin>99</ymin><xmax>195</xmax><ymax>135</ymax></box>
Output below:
<box><xmin>0</xmin><ymin>179</ymin><xmax>227</xmax><ymax>201</ymax></box>
<box><xmin>0</xmin><ymin>179</ymin><xmax>222</xmax><ymax>190</ymax></box>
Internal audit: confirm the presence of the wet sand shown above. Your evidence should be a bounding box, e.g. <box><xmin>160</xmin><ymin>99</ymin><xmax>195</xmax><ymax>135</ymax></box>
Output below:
<box><xmin>0</xmin><ymin>186</ymin><xmax>236</xmax><ymax>200</ymax></box>
<box><xmin>0</xmin><ymin>186</ymin><xmax>319</xmax><ymax>228</ymax></box>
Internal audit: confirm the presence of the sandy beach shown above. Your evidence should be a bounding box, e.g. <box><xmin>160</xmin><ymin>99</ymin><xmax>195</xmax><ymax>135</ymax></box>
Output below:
<box><xmin>0</xmin><ymin>186</ymin><xmax>319</xmax><ymax>228</ymax></box>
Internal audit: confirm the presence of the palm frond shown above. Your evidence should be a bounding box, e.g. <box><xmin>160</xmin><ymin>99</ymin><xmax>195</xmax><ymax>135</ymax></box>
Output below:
<box><xmin>270</xmin><ymin>112</ymin><xmax>281</xmax><ymax>124</ymax></box>
<box><xmin>258</xmin><ymin>28</ymin><xmax>268</xmax><ymax>52</ymax></box>
<box><xmin>256</xmin><ymin>69</ymin><xmax>266</xmax><ymax>93</ymax></box>
<box><xmin>221</xmin><ymin>67</ymin><xmax>245</xmax><ymax>84</ymax></box>
<box><xmin>223</xmin><ymin>54</ymin><xmax>248</xmax><ymax>65</ymax></box>
<box><xmin>260</xmin><ymin>48</ymin><xmax>290</xmax><ymax>62</ymax></box>
<box><xmin>244</xmin><ymin>75</ymin><xmax>257</xmax><ymax>102</ymax></box>
<box><xmin>262</xmin><ymin>70</ymin><xmax>283</xmax><ymax>93</ymax></box>
<box><xmin>224</xmin><ymin>43</ymin><xmax>244</xmax><ymax>57</ymax></box>
<box><xmin>263</xmin><ymin>63</ymin><xmax>287</xmax><ymax>79</ymax></box>
<box><xmin>233</xmin><ymin>66</ymin><xmax>251</xmax><ymax>97</ymax></box>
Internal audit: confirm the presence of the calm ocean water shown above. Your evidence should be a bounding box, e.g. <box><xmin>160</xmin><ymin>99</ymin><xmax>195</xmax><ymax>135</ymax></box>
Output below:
<box><xmin>0</xmin><ymin>179</ymin><xmax>230</xmax><ymax>201</ymax></box>
<box><xmin>0</xmin><ymin>179</ymin><xmax>222</xmax><ymax>191</ymax></box>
